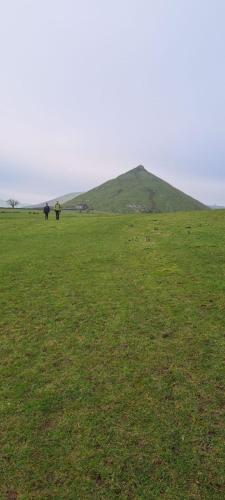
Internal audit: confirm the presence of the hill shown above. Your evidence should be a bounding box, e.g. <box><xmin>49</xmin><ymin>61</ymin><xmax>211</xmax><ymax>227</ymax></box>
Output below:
<box><xmin>65</xmin><ymin>165</ymin><xmax>207</xmax><ymax>213</ymax></box>
<box><xmin>210</xmin><ymin>204</ymin><xmax>225</xmax><ymax>209</ymax></box>
<box><xmin>29</xmin><ymin>192</ymin><xmax>82</xmax><ymax>208</ymax></box>
<box><xmin>0</xmin><ymin>199</ymin><xmax>8</xmax><ymax>208</ymax></box>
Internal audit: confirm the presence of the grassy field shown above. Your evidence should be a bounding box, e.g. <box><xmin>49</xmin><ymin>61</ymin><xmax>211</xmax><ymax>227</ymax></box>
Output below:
<box><xmin>0</xmin><ymin>209</ymin><xmax>225</xmax><ymax>499</ymax></box>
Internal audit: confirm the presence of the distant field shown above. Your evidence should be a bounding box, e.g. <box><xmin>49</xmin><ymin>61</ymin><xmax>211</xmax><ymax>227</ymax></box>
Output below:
<box><xmin>1</xmin><ymin>209</ymin><xmax>225</xmax><ymax>499</ymax></box>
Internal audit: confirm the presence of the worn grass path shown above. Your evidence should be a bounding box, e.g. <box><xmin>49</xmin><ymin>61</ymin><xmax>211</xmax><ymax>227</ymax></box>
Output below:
<box><xmin>0</xmin><ymin>210</ymin><xmax>225</xmax><ymax>499</ymax></box>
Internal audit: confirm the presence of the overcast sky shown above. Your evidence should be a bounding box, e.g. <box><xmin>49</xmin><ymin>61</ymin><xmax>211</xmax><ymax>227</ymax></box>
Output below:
<box><xmin>0</xmin><ymin>0</ymin><xmax>225</xmax><ymax>204</ymax></box>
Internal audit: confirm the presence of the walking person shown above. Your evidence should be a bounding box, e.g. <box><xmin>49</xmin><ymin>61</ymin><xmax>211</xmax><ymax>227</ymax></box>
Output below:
<box><xmin>54</xmin><ymin>201</ymin><xmax>61</xmax><ymax>220</ymax></box>
<box><xmin>43</xmin><ymin>203</ymin><xmax>50</xmax><ymax>220</ymax></box>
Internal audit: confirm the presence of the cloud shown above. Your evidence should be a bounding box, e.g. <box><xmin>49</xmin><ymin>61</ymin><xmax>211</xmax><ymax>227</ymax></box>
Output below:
<box><xmin>0</xmin><ymin>0</ymin><xmax>225</xmax><ymax>204</ymax></box>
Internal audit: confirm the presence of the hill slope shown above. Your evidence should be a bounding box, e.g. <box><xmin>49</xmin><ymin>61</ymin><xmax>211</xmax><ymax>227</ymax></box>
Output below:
<box><xmin>65</xmin><ymin>165</ymin><xmax>207</xmax><ymax>213</ymax></box>
<box><xmin>29</xmin><ymin>192</ymin><xmax>82</xmax><ymax>208</ymax></box>
<box><xmin>0</xmin><ymin>199</ymin><xmax>8</xmax><ymax>208</ymax></box>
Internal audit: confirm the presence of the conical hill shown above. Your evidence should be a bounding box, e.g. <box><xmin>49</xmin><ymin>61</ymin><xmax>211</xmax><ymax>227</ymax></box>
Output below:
<box><xmin>65</xmin><ymin>165</ymin><xmax>207</xmax><ymax>213</ymax></box>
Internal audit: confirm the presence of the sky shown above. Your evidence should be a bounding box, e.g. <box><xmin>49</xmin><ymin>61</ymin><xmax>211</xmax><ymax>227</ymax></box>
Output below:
<box><xmin>0</xmin><ymin>0</ymin><xmax>225</xmax><ymax>205</ymax></box>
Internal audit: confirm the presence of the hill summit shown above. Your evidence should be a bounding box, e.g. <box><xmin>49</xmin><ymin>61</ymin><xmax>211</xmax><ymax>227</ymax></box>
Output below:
<box><xmin>66</xmin><ymin>165</ymin><xmax>207</xmax><ymax>213</ymax></box>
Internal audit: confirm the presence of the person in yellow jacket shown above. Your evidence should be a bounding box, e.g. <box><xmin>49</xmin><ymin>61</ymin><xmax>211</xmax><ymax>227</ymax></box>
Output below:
<box><xmin>54</xmin><ymin>201</ymin><xmax>62</xmax><ymax>220</ymax></box>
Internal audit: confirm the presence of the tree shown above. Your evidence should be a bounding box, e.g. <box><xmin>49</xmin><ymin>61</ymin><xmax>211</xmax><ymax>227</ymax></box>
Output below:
<box><xmin>7</xmin><ymin>199</ymin><xmax>19</xmax><ymax>208</ymax></box>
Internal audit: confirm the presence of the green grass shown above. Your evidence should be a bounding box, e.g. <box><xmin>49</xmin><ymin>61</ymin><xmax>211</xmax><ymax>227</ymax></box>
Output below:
<box><xmin>0</xmin><ymin>209</ymin><xmax>224</xmax><ymax>499</ymax></box>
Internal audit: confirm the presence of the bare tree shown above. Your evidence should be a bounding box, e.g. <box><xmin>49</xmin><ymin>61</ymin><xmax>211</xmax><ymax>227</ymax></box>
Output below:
<box><xmin>7</xmin><ymin>199</ymin><xmax>19</xmax><ymax>208</ymax></box>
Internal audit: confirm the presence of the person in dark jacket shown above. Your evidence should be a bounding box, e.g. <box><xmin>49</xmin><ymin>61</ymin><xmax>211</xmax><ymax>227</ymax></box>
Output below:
<box><xmin>43</xmin><ymin>203</ymin><xmax>50</xmax><ymax>220</ymax></box>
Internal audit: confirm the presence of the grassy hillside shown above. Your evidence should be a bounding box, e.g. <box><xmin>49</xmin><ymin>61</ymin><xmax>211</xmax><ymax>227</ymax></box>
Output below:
<box><xmin>66</xmin><ymin>165</ymin><xmax>207</xmax><ymax>213</ymax></box>
<box><xmin>0</xmin><ymin>209</ymin><xmax>224</xmax><ymax>498</ymax></box>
